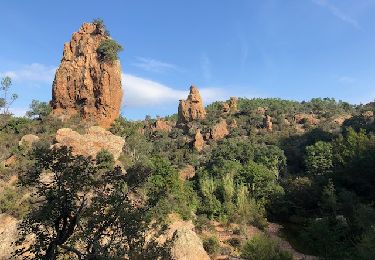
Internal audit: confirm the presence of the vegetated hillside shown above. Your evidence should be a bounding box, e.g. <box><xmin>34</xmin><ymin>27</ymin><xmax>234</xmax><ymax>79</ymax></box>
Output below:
<box><xmin>1</xmin><ymin>96</ymin><xmax>375</xmax><ymax>259</ymax></box>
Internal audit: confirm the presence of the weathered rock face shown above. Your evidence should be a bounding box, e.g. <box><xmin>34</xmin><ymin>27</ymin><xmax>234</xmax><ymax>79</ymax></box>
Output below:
<box><xmin>54</xmin><ymin>126</ymin><xmax>124</xmax><ymax>160</ymax></box>
<box><xmin>177</xmin><ymin>86</ymin><xmax>206</xmax><ymax>124</ymax></box>
<box><xmin>152</xmin><ymin>118</ymin><xmax>172</xmax><ymax>132</ymax></box>
<box><xmin>19</xmin><ymin>134</ymin><xmax>39</xmax><ymax>148</ymax></box>
<box><xmin>229</xmin><ymin>97</ymin><xmax>238</xmax><ymax>112</ymax></box>
<box><xmin>263</xmin><ymin>115</ymin><xmax>272</xmax><ymax>131</ymax></box>
<box><xmin>51</xmin><ymin>22</ymin><xmax>123</xmax><ymax>129</ymax></box>
<box><xmin>221</xmin><ymin>102</ymin><xmax>230</xmax><ymax>113</ymax></box>
<box><xmin>193</xmin><ymin>129</ymin><xmax>205</xmax><ymax>152</ymax></box>
<box><xmin>0</xmin><ymin>214</ymin><xmax>18</xmax><ymax>259</ymax></box>
<box><xmin>169</xmin><ymin>225</ymin><xmax>211</xmax><ymax>260</ymax></box>
<box><xmin>333</xmin><ymin>114</ymin><xmax>352</xmax><ymax>125</ymax></box>
<box><xmin>230</xmin><ymin>119</ymin><xmax>238</xmax><ymax>129</ymax></box>
<box><xmin>294</xmin><ymin>114</ymin><xmax>319</xmax><ymax>125</ymax></box>
<box><xmin>179</xmin><ymin>165</ymin><xmax>196</xmax><ymax>180</ymax></box>
<box><xmin>211</xmin><ymin>119</ymin><xmax>229</xmax><ymax>141</ymax></box>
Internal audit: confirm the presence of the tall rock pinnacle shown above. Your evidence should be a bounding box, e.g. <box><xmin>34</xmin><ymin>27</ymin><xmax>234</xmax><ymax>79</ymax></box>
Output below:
<box><xmin>177</xmin><ymin>85</ymin><xmax>206</xmax><ymax>124</ymax></box>
<box><xmin>51</xmin><ymin>22</ymin><xmax>123</xmax><ymax>128</ymax></box>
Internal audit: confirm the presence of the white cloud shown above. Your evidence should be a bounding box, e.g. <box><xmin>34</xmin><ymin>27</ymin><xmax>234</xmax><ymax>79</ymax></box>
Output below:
<box><xmin>122</xmin><ymin>73</ymin><xmax>226</xmax><ymax>107</ymax></box>
<box><xmin>132</xmin><ymin>57</ymin><xmax>178</xmax><ymax>73</ymax></box>
<box><xmin>337</xmin><ymin>75</ymin><xmax>357</xmax><ymax>84</ymax></box>
<box><xmin>0</xmin><ymin>63</ymin><xmax>56</xmax><ymax>83</ymax></box>
<box><xmin>311</xmin><ymin>0</ymin><xmax>360</xmax><ymax>29</ymax></box>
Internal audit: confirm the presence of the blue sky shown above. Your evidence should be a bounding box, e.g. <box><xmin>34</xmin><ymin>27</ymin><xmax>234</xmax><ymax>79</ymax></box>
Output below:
<box><xmin>1</xmin><ymin>0</ymin><xmax>375</xmax><ymax>119</ymax></box>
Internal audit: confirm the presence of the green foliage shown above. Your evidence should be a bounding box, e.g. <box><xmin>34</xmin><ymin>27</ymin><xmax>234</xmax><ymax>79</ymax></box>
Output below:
<box><xmin>146</xmin><ymin>156</ymin><xmax>198</xmax><ymax>220</ymax></box>
<box><xmin>96</xmin><ymin>149</ymin><xmax>115</xmax><ymax>169</ymax></box>
<box><xmin>97</xmin><ymin>39</ymin><xmax>123</xmax><ymax>62</ymax></box>
<box><xmin>0</xmin><ymin>186</ymin><xmax>30</xmax><ymax>218</ymax></box>
<box><xmin>305</xmin><ymin>141</ymin><xmax>333</xmax><ymax>176</ymax></box>
<box><xmin>299</xmin><ymin>217</ymin><xmax>352</xmax><ymax>259</ymax></box>
<box><xmin>203</xmin><ymin>236</ymin><xmax>221</xmax><ymax>255</ymax></box>
<box><xmin>0</xmin><ymin>76</ymin><xmax>18</xmax><ymax>114</ymax></box>
<box><xmin>92</xmin><ymin>18</ymin><xmax>110</xmax><ymax>36</ymax></box>
<box><xmin>15</xmin><ymin>146</ymin><xmax>149</xmax><ymax>259</ymax></box>
<box><xmin>356</xmin><ymin>225</ymin><xmax>375</xmax><ymax>260</ymax></box>
<box><xmin>240</xmin><ymin>161</ymin><xmax>284</xmax><ymax>204</ymax></box>
<box><xmin>26</xmin><ymin>99</ymin><xmax>52</xmax><ymax>119</ymax></box>
<box><xmin>241</xmin><ymin>234</ymin><xmax>293</xmax><ymax>260</ymax></box>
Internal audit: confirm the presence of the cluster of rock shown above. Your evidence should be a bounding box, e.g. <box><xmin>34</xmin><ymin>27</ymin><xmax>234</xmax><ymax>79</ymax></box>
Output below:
<box><xmin>222</xmin><ymin>97</ymin><xmax>238</xmax><ymax>114</ymax></box>
<box><xmin>54</xmin><ymin>126</ymin><xmax>124</xmax><ymax>160</ymax></box>
<box><xmin>152</xmin><ymin>118</ymin><xmax>173</xmax><ymax>132</ymax></box>
<box><xmin>51</xmin><ymin>22</ymin><xmax>123</xmax><ymax>129</ymax></box>
<box><xmin>177</xmin><ymin>86</ymin><xmax>206</xmax><ymax>124</ymax></box>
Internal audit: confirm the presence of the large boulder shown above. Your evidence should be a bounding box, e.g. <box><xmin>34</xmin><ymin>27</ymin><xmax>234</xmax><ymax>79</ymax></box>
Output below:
<box><xmin>169</xmin><ymin>226</ymin><xmax>210</xmax><ymax>260</ymax></box>
<box><xmin>152</xmin><ymin>118</ymin><xmax>172</xmax><ymax>132</ymax></box>
<box><xmin>193</xmin><ymin>129</ymin><xmax>205</xmax><ymax>152</ymax></box>
<box><xmin>211</xmin><ymin>119</ymin><xmax>229</xmax><ymax>141</ymax></box>
<box><xmin>19</xmin><ymin>134</ymin><xmax>39</xmax><ymax>148</ymax></box>
<box><xmin>54</xmin><ymin>126</ymin><xmax>124</xmax><ymax>160</ymax></box>
<box><xmin>263</xmin><ymin>115</ymin><xmax>273</xmax><ymax>131</ymax></box>
<box><xmin>177</xmin><ymin>86</ymin><xmax>206</xmax><ymax>124</ymax></box>
<box><xmin>294</xmin><ymin>113</ymin><xmax>319</xmax><ymax>125</ymax></box>
<box><xmin>51</xmin><ymin>22</ymin><xmax>123</xmax><ymax>129</ymax></box>
<box><xmin>229</xmin><ymin>96</ymin><xmax>238</xmax><ymax>113</ymax></box>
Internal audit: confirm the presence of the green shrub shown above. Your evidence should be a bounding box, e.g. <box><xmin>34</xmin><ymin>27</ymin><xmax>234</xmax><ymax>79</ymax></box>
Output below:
<box><xmin>0</xmin><ymin>186</ymin><xmax>30</xmax><ymax>218</ymax></box>
<box><xmin>241</xmin><ymin>234</ymin><xmax>292</xmax><ymax>260</ymax></box>
<box><xmin>203</xmin><ymin>236</ymin><xmax>221</xmax><ymax>255</ymax></box>
<box><xmin>97</xmin><ymin>39</ymin><xmax>123</xmax><ymax>62</ymax></box>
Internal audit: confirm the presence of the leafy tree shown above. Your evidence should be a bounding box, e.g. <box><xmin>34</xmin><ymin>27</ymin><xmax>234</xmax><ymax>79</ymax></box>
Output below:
<box><xmin>240</xmin><ymin>161</ymin><xmax>284</xmax><ymax>204</ymax></box>
<box><xmin>15</xmin><ymin>146</ymin><xmax>147</xmax><ymax>259</ymax></box>
<box><xmin>0</xmin><ymin>76</ymin><xmax>18</xmax><ymax>114</ymax></box>
<box><xmin>146</xmin><ymin>156</ymin><xmax>198</xmax><ymax>220</ymax></box>
<box><xmin>305</xmin><ymin>141</ymin><xmax>333</xmax><ymax>176</ymax></box>
<box><xmin>97</xmin><ymin>39</ymin><xmax>123</xmax><ymax>63</ymax></box>
<box><xmin>26</xmin><ymin>99</ymin><xmax>52</xmax><ymax>119</ymax></box>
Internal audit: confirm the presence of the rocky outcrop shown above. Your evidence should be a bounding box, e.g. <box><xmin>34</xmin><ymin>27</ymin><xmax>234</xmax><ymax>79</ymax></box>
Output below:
<box><xmin>177</xmin><ymin>86</ymin><xmax>206</xmax><ymax>124</ymax></box>
<box><xmin>19</xmin><ymin>134</ymin><xmax>39</xmax><ymax>148</ymax></box>
<box><xmin>211</xmin><ymin>119</ymin><xmax>229</xmax><ymax>141</ymax></box>
<box><xmin>152</xmin><ymin>118</ymin><xmax>172</xmax><ymax>132</ymax></box>
<box><xmin>179</xmin><ymin>165</ymin><xmax>196</xmax><ymax>180</ymax></box>
<box><xmin>333</xmin><ymin>114</ymin><xmax>352</xmax><ymax>125</ymax></box>
<box><xmin>229</xmin><ymin>97</ymin><xmax>238</xmax><ymax>113</ymax></box>
<box><xmin>221</xmin><ymin>102</ymin><xmax>230</xmax><ymax>113</ymax></box>
<box><xmin>169</xmin><ymin>225</ymin><xmax>210</xmax><ymax>260</ymax></box>
<box><xmin>193</xmin><ymin>129</ymin><xmax>205</xmax><ymax>152</ymax></box>
<box><xmin>2</xmin><ymin>155</ymin><xmax>17</xmax><ymax>168</ymax></box>
<box><xmin>0</xmin><ymin>214</ymin><xmax>18</xmax><ymax>259</ymax></box>
<box><xmin>229</xmin><ymin>119</ymin><xmax>238</xmax><ymax>129</ymax></box>
<box><xmin>222</xmin><ymin>97</ymin><xmax>238</xmax><ymax>114</ymax></box>
<box><xmin>263</xmin><ymin>115</ymin><xmax>272</xmax><ymax>131</ymax></box>
<box><xmin>294</xmin><ymin>114</ymin><xmax>319</xmax><ymax>125</ymax></box>
<box><xmin>51</xmin><ymin>22</ymin><xmax>123</xmax><ymax>129</ymax></box>
<box><xmin>54</xmin><ymin>126</ymin><xmax>124</xmax><ymax>160</ymax></box>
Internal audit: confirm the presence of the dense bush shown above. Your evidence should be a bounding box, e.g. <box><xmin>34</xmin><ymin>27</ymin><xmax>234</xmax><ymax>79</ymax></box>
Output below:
<box><xmin>241</xmin><ymin>234</ymin><xmax>292</xmax><ymax>260</ymax></box>
<box><xmin>203</xmin><ymin>236</ymin><xmax>221</xmax><ymax>255</ymax></box>
<box><xmin>97</xmin><ymin>39</ymin><xmax>123</xmax><ymax>62</ymax></box>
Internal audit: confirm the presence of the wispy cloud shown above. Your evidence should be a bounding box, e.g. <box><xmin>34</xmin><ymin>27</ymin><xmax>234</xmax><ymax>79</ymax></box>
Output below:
<box><xmin>200</xmin><ymin>53</ymin><xmax>212</xmax><ymax>82</ymax></box>
<box><xmin>122</xmin><ymin>73</ymin><xmax>226</xmax><ymax>107</ymax></box>
<box><xmin>132</xmin><ymin>57</ymin><xmax>179</xmax><ymax>73</ymax></box>
<box><xmin>0</xmin><ymin>63</ymin><xmax>56</xmax><ymax>84</ymax></box>
<box><xmin>337</xmin><ymin>75</ymin><xmax>357</xmax><ymax>84</ymax></box>
<box><xmin>311</xmin><ymin>0</ymin><xmax>361</xmax><ymax>29</ymax></box>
